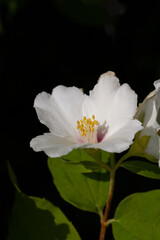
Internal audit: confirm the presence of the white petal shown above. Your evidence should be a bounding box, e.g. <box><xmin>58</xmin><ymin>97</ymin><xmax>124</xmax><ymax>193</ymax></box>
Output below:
<box><xmin>30</xmin><ymin>133</ymin><xmax>85</xmax><ymax>158</ymax></box>
<box><xmin>34</xmin><ymin>92</ymin><xmax>54</xmax><ymax>131</ymax></box>
<box><xmin>154</xmin><ymin>79</ymin><xmax>160</xmax><ymax>90</ymax></box>
<box><xmin>140</xmin><ymin>127</ymin><xmax>159</xmax><ymax>160</ymax></box>
<box><xmin>34</xmin><ymin>86</ymin><xmax>86</xmax><ymax>140</ymax></box>
<box><xmin>106</xmin><ymin>83</ymin><xmax>138</xmax><ymax>137</ymax></box>
<box><xmin>137</xmin><ymin>88</ymin><xmax>158</xmax><ymax>128</ymax></box>
<box><xmin>154</xmin><ymin>80</ymin><xmax>160</xmax><ymax>124</ymax></box>
<box><xmin>90</xmin><ymin>119</ymin><xmax>143</xmax><ymax>153</ymax></box>
<box><xmin>82</xmin><ymin>72</ymin><xmax>120</xmax><ymax>124</ymax></box>
<box><xmin>82</xmin><ymin>73</ymin><xmax>139</xmax><ymax>139</ymax></box>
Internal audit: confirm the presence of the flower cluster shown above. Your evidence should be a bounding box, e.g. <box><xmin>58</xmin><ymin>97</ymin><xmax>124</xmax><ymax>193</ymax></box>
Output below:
<box><xmin>30</xmin><ymin>71</ymin><xmax>160</xmax><ymax>166</ymax></box>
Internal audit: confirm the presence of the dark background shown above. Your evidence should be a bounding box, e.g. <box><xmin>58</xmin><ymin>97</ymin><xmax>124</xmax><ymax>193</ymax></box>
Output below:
<box><xmin>1</xmin><ymin>0</ymin><xmax>160</xmax><ymax>239</ymax></box>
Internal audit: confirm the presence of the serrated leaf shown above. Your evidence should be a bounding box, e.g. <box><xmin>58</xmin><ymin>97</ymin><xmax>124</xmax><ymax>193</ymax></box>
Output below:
<box><xmin>48</xmin><ymin>157</ymin><xmax>109</xmax><ymax>214</ymax></box>
<box><xmin>112</xmin><ymin>190</ymin><xmax>160</xmax><ymax>240</ymax></box>
<box><xmin>121</xmin><ymin>160</ymin><xmax>160</xmax><ymax>179</ymax></box>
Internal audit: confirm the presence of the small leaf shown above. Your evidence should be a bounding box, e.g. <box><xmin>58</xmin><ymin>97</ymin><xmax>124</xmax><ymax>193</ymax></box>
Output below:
<box><xmin>128</xmin><ymin>135</ymin><xmax>157</xmax><ymax>162</ymax></box>
<box><xmin>112</xmin><ymin>190</ymin><xmax>160</xmax><ymax>240</ymax></box>
<box><xmin>121</xmin><ymin>160</ymin><xmax>160</xmax><ymax>179</ymax></box>
<box><xmin>48</xmin><ymin>157</ymin><xmax>110</xmax><ymax>214</ymax></box>
<box><xmin>129</xmin><ymin>135</ymin><xmax>150</xmax><ymax>155</ymax></box>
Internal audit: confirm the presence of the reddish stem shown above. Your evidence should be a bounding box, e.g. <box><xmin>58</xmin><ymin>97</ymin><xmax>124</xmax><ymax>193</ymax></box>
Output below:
<box><xmin>99</xmin><ymin>171</ymin><xmax>115</xmax><ymax>240</ymax></box>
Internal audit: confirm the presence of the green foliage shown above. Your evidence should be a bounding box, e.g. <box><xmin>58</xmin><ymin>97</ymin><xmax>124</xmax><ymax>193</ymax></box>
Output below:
<box><xmin>7</xmin><ymin>161</ymin><xmax>19</xmax><ymax>190</ymax></box>
<box><xmin>121</xmin><ymin>160</ymin><xmax>160</xmax><ymax>180</ymax></box>
<box><xmin>84</xmin><ymin>148</ymin><xmax>110</xmax><ymax>165</ymax></box>
<box><xmin>62</xmin><ymin>148</ymin><xmax>110</xmax><ymax>172</ymax></box>
<box><xmin>128</xmin><ymin>135</ymin><xmax>157</xmax><ymax>162</ymax></box>
<box><xmin>48</xmin><ymin>155</ymin><xmax>110</xmax><ymax>214</ymax></box>
<box><xmin>8</xmin><ymin>192</ymin><xmax>81</xmax><ymax>240</ymax></box>
<box><xmin>112</xmin><ymin>190</ymin><xmax>160</xmax><ymax>240</ymax></box>
<box><xmin>8</xmin><ymin>163</ymin><xmax>81</xmax><ymax>240</ymax></box>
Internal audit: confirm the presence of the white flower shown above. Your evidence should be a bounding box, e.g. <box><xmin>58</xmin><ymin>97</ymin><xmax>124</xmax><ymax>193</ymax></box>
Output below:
<box><xmin>136</xmin><ymin>80</ymin><xmax>160</xmax><ymax>166</ymax></box>
<box><xmin>30</xmin><ymin>71</ymin><xmax>142</xmax><ymax>158</ymax></box>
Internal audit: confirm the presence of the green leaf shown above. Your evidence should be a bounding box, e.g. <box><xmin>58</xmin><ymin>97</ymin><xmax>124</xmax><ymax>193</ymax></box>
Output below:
<box><xmin>84</xmin><ymin>148</ymin><xmax>110</xmax><ymax>165</ymax></box>
<box><xmin>64</xmin><ymin>160</ymin><xmax>105</xmax><ymax>173</ymax></box>
<box><xmin>129</xmin><ymin>135</ymin><xmax>150</xmax><ymax>155</ymax></box>
<box><xmin>63</xmin><ymin>148</ymin><xmax>96</xmax><ymax>163</ymax></box>
<box><xmin>112</xmin><ymin>190</ymin><xmax>160</xmax><ymax>240</ymax></box>
<box><xmin>62</xmin><ymin>149</ymin><xmax>110</xmax><ymax>172</ymax></box>
<box><xmin>48</xmin><ymin>157</ymin><xmax>110</xmax><ymax>214</ymax></box>
<box><xmin>121</xmin><ymin>160</ymin><xmax>160</xmax><ymax>180</ymax></box>
<box><xmin>7</xmin><ymin>161</ymin><xmax>19</xmax><ymax>190</ymax></box>
<box><xmin>8</xmin><ymin>192</ymin><xmax>81</xmax><ymax>240</ymax></box>
<box><xmin>128</xmin><ymin>135</ymin><xmax>157</xmax><ymax>162</ymax></box>
<box><xmin>8</xmin><ymin>163</ymin><xmax>81</xmax><ymax>240</ymax></box>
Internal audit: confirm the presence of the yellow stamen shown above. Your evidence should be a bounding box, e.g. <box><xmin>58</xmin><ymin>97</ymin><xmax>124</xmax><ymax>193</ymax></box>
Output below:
<box><xmin>94</xmin><ymin>120</ymin><xmax>98</xmax><ymax>125</ymax></box>
<box><xmin>76</xmin><ymin>115</ymin><xmax>98</xmax><ymax>142</ymax></box>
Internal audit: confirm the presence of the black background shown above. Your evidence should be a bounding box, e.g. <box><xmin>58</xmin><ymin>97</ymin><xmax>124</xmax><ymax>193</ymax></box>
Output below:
<box><xmin>1</xmin><ymin>0</ymin><xmax>160</xmax><ymax>239</ymax></box>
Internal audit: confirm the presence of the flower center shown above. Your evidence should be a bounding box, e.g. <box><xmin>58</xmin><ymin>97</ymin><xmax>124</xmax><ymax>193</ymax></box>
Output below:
<box><xmin>77</xmin><ymin>115</ymin><xmax>98</xmax><ymax>144</ymax></box>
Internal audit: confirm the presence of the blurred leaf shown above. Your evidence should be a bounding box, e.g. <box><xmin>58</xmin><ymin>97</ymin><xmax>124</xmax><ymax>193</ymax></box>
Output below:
<box><xmin>112</xmin><ymin>190</ymin><xmax>160</xmax><ymax>240</ymax></box>
<box><xmin>48</xmin><ymin>157</ymin><xmax>110</xmax><ymax>214</ymax></box>
<box><xmin>8</xmin><ymin>163</ymin><xmax>81</xmax><ymax>240</ymax></box>
<box><xmin>53</xmin><ymin>0</ymin><xmax>125</xmax><ymax>26</ymax></box>
<box><xmin>53</xmin><ymin>0</ymin><xmax>109</xmax><ymax>26</ymax></box>
<box><xmin>0</xmin><ymin>0</ymin><xmax>31</xmax><ymax>34</ymax></box>
<box><xmin>106</xmin><ymin>0</ymin><xmax>125</xmax><ymax>16</ymax></box>
<box><xmin>7</xmin><ymin>161</ymin><xmax>19</xmax><ymax>190</ymax></box>
<box><xmin>121</xmin><ymin>160</ymin><xmax>160</xmax><ymax>179</ymax></box>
